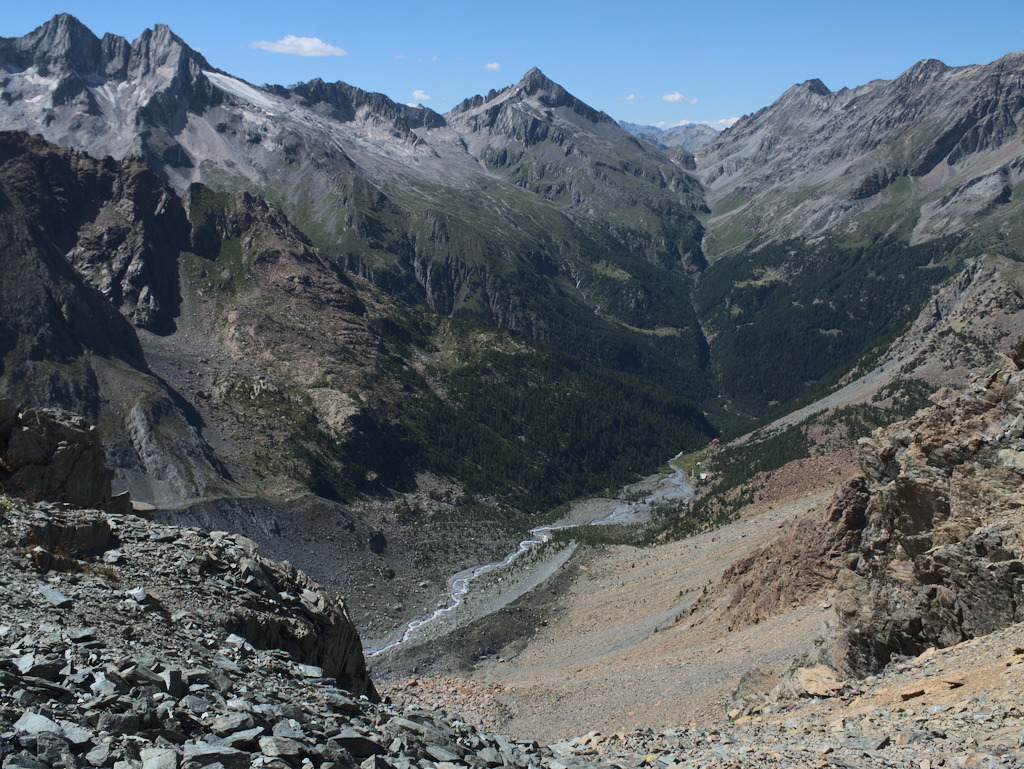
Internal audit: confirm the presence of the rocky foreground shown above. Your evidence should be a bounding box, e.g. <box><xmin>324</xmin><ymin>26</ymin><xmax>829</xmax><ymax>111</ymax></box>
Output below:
<box><xmin>0</xmin><ymin>497</ymin><xmax>609</xmax><ymax>769</ymax></box>
<box><xmin>0</xmin><ymin>402</ymin><xmax>607</xmax><ymax>769</ymax></box>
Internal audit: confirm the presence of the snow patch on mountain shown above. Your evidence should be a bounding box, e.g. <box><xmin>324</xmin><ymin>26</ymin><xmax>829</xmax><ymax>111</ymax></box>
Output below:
<box><xmin>204</xmin><ymin>71</ymin><xmax>278</xmax><ymax>111</ymax></box>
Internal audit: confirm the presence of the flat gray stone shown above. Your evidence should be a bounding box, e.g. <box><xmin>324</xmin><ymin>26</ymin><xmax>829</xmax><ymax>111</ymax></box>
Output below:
<box><xmin>58</xmin><ymin>719</ymin><xmax>95</xmax><ymax>747</ymax></box>
<box><xmin>180</xmin><ymin>745</ymin><xmax>248</xmax><ymax>769</ymax></box>
<box><xmin>214</xmin><ymin>726</ymin><xmax>265</xmax><ymax>750</ymax></box>
<box><xmin>140</xmin><ymin>748</ymin><xmax>179</xmax><ymax>769</ymax></box>
<box><xmin>259</xmin><ymin>736</ymin><xmax>304</xmax><ymax>757</ymax></box>
<box><xmin>425</xmin><ymin>746</ymin><xmax>461</xmax><ymax>763</ymax></box>
<box><xmin>126</xmin><ymin>587</ymin><xmax>147</xmax><ymax>602</ymax></box>
<box><xmin>271</xmin><ymin>720</ymin><xmax>305</xmax><ymax>739</ymax></box>
<box><xmin>67</xmin><ymin>627</ymin><xmax>97</xmax><ymax>643</ymax></box>
<box><xmin>294</xmin><ymin>663</ymin><xmax>323</xmax><ymax>678</ymax></box>
<box><xmin>85</xmin><ymin>742</ymin><xmax>112</xmax><ymax>767</ymax></box>
<box><xmin>13</xmin><ymin>711</ymin><xmax>61</xmax><ymax>735</ymax></box>
<box><xmin>477</xmin><ymin>748</ymin><xmax>503</xmax><ymax>766</ymax></box>
<box><xmin>38</xmin><ymin>585</ymin><xmax>72</xmax><ymax>609</ymax></box>
<box><xmin>333</xmin><ymin>729</ymin><xmax>386</xmax><ymax>758</ymax></box>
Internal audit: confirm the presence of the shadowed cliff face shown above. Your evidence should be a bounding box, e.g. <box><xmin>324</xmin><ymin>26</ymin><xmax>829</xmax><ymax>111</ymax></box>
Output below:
<box><xmin>0</xmin><ymin>132</ymin><xmax>222</xmax><ymax>505</ymax></box>
<box><xmin>0</xmin><ymin>133</ymin><xmax>187</xmax><ymax>335</ymax></box>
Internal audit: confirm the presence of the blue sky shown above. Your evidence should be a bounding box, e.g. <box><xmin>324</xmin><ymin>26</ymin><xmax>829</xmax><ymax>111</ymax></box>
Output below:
<box><xmin>4</xmin><ymin>1</ymin><xmax>1024</xmax><ymax>128</ymax></box>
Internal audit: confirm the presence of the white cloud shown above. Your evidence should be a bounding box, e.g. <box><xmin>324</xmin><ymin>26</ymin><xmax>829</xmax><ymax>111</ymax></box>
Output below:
<box><xmin>623</xmin><ymin>93</ymin><xmax>637</xmax><ymax>101</ymax></box>
<box><xmin>412</xmin><ymin>89</ymin><xmax>432</xmax><ymax>102</ymax></box>
<box><xmin>482</xmin><ymin>62</ymin><xmax>502</xmax><ymax>70</ymax></box>
<box><xmin>250</xmin><ymin>35</ymin><xmax>347</xmax><ymax>57</ymax></box>
<box><xmin>662</xmin><ymin>91</ymin><xmax>698</xmax><ymax>104</ymax></box>
<box><xmin>711</xmin><ymin>117</ymin><xmax>740</xmax><ymax>129</ymax></box>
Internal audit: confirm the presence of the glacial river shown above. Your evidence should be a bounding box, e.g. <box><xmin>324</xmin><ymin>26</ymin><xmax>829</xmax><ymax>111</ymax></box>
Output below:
<box><xmin>366</xmin><ymin>459</ymin><xmax>694</xmax><ymax>657</ymax></box>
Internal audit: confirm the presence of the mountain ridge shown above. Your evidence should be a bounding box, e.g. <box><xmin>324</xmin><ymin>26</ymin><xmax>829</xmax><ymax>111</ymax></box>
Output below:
<box><xmin>617</xmin><ymin>120</ymin><xmax>718</xmax><ymax>153</ymax></box>
<box><xmin>698</xmin><ymin>50</ymin><xmax>1024</xmax><ymax>257</ymax></box>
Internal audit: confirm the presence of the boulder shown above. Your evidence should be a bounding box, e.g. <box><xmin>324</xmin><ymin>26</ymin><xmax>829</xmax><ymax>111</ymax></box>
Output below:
<box><xmin>1</xmin><ymin>403</ymin><xmax>112</xmax><ymax>510</ymax></box>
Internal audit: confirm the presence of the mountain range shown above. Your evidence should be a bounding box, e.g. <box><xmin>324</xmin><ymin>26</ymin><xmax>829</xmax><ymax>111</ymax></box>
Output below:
<box><xmin>617</xmin><ymin>120</ymin><xmax>719</xmax><ymax>152</ymax></box>
<box><xmin>1</xmin><ymin>13</ymin><xmax>1023</xmax><ymax>541</ymax></box>
<box><xmin>700</xmin><ymin>55</ymin><xmax>1024</xmax><ymax>257</ymax></box>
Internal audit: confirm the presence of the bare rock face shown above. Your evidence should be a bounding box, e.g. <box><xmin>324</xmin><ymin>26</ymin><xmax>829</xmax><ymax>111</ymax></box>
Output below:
<box><xmin>710</xmin><ymin>477</ymin><xmax>868</xmax><ymax>628</ymax></box>
<box><xmin>0</xmin><ymin>131</ymin><xmax>187</xmax><ymax>335</ymax></box>
<box><xmin>833</xmin><ymin>344</ymin><xmax>1024</xmax><ymax>675</ymax></box>
<box><xmin>0</xmin><ymin>399</ymin><xmax>112</xmax><ymax>510</ymax></box>
<box><xmin>221</xmin><ymin>552</ymin><xmax>371</xmax><ymax>692</ymax></box>
<box><xmin>703</xmin><ymin>338</ymin><xmax>1024</xmax><ymax>679</ymax></box>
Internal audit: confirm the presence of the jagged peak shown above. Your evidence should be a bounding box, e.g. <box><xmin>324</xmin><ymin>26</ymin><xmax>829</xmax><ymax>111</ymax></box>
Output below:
<box><xmin>281</xmin><ymin>77</ymin><xmax>447</xmax><ymax>129</ymax></box>
<box><xmin>131</xmin><ymin>22</ymin><xmax>215</xmax><ymax>72</ymax></box>
<box><xmin>448</xmin><ymin>66</ymin><xmax>615</xmax><ymax>127</ymax></box>
<box><xmin>7</xmin><ymin>13</ymin><xmax>104</xmax><ymax>76</ymax></box>
<box><xmin>36</xmin><ymin>12</ymin><xmax>96</xmax><ymax>40</ymax></box>
<box><xmin>774</xmin><ymin>77</ymin><xmax>832</xmax><ymax>105</ymax></box>
<box><xmin>2</xmin><ymin>15</ymin><xmax>215</xmax><ymax>81</ymax></box>
<box><xmin>518</xmin><ymin>66</ymin><xmax>556</xmax><ymax>93</ymax></box>
<box><xmin>804</xmin><ymin>78</ymin><xmax>831</xmax><ymax>95</ymax></box>
<box><xmin>896</xmin><ymin>57</ymin><xmax>952</xmax><ymax>85</ymax></box>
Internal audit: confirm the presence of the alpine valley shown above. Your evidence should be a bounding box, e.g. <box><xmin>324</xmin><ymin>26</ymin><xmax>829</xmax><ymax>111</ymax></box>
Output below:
<box><xmin>3</xmin><ymin>13</ymin><xmax>1024</xmax><ymax>768</ymax></box>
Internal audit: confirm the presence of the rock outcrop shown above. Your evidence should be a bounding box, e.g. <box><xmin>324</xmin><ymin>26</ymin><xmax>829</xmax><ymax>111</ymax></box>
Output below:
<box><xmin>832</xmin><ymin>342</ymin><xmax>1024</xmax><ymax>674</ymax></box>
<box><xmin>711</xmin><ymin>477</ymin><xmax>868</xmax><ymax>628</ymax></box>
<box><xmin>703</xmin><ymin>339</ymin><xmax>1024</xmax><ymax>679</ymax></box>
<box><xmin>0</xmin><ymin>398</ymin><xmax>377</xmax><ymax>699</ymax></box>
<box><xmin>2</xmin><ymin>499</ymin><xmax>373</xmax><ymax>694</ymax></box>
<box><xmin>0</xmin><ymin>400</ymin><xmax>112</xmax><ymax>510</ymax></box>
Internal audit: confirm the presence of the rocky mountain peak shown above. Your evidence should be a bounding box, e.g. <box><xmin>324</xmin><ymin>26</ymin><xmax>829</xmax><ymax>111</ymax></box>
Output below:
<box><xmin>519</xmin><ymin>66</ymin><xmax>556</xmax><ymax>92</ymax></box>
<box><xmin>280</xmin><ymin>77</ymin><xmax>446</xmax><ymax>130</ymax></box>
<box><xmin>896</xmin><ymin>56</ymin><xmax>953</xmax><ymax>86</ymax></box>
<box><xmin>699</xmin><ymin>49</ymin><xmax>1024</xmax><ymax>254</ymax></box>
<box><xmin>1</xmin><ymin>15</ymin><xmax>212</xmax><ymax>84</ymax></box>
<box><xmin>803</xmin><ymin>77</ymin><xmax>831</xmax><ymax>95</ymax></box>
<box><xmin>512</xmin><ymin>66</ymin><xmax>614</xmax><ymax>124</ymax></box>
<box><xmin>448</xmin><ymin>67</ymin><xmax>614</xmax><ymax>127</ymax></box>
<box><xmin>127</xmin><ymin>22</ymin><xmax>214</xmax><ymax>81</ymax></box>
<box><xmin>1</xmin><ymin>13</ymin><xmax>102</xmax><ymax>77</ymax></box>
<box><xmin>778</xmin><ymin>77</ymin><xmax>832</xmax><ymax>103</ymax></box>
